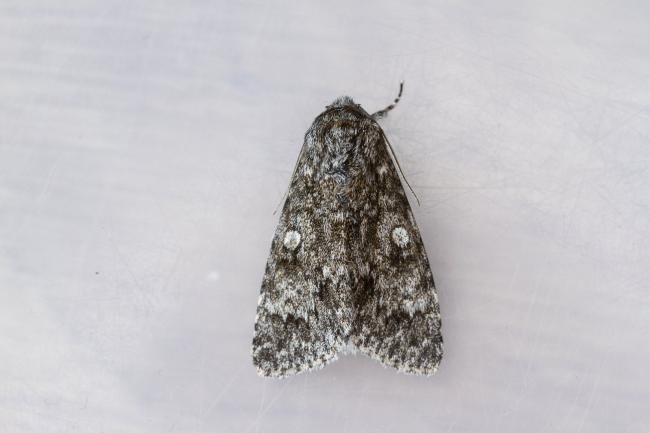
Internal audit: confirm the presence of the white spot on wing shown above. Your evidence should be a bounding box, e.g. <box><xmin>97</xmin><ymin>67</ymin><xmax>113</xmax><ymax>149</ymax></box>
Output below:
<box><xmin>283</xmin><ymin>230</ymin><xmax>301</xmax><ymax>250</ymax></box>
<box><xmin>391</xmin><ymin>226</ymin><xmax>409</xmax><ymax>247</ymax></box>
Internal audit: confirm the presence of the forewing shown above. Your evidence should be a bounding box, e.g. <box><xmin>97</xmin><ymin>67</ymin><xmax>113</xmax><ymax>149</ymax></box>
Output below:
<box><xmin>351</xmin><ymin>132</ymin><xmax>443</xmax><ymax>375</ymax></box>
<box><xmin>252</xmin><ymin>141</ymin><xmax>353</xmax><ymax>378</ymax></box>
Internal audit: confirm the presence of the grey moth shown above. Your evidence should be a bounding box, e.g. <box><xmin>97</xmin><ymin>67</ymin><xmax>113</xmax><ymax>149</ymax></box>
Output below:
<box><xmin>252</xmin><ymin>84</ymin><xmax>443</xmax><ymax>377</ymax></box>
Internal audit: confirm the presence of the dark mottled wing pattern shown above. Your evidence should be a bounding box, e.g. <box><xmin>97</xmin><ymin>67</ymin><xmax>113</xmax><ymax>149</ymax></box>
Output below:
<box><xmin>253</xmin><ymin>96</ymin><xmax>442</xmax><ymax>377</ymax></box>
<box><xmin>252</xmin><ymin>108</ymin><xmax>355</xmax><ymax>377</ymax></box>
<box><xmin>349</xmin><ymin>129</ymin><xmax>443</xmax><ymax>375</ymax></box>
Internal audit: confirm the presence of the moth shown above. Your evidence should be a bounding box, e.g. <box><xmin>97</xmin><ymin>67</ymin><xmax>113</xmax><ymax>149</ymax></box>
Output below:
<box><xmin>252</xmin><ymin>84</ymin><xmax>442</xmax><ymax>377</ymax></box>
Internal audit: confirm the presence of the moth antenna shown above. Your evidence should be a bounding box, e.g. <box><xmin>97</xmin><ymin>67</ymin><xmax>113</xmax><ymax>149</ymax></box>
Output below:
<box><xmin>273</xmin><ymin>145</ymin><xmax>306</xmax><ymax>215</ymax></box>
<box><xmin>272</xmin><ymin>195</ymin><xmax>284</xmax><ymax>216</ymax></box>
<box><xmin>371</xmin><ymin>82</ymin><xmax>404</xmax><ymax>119</ymax></box>
<box><xmin>373</xmin><ymin>83</ymin><xmax>420</xmax><ymax>206</ymax></box>
<box><xmin>381</xmin><ymin>129</ymin><xmax>421</xmax><ymax>207</ymax></box>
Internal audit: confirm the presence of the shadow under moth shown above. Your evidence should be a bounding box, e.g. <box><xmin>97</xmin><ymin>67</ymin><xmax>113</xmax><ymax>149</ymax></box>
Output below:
<box><xmin>252</xmin><ymin>84</ymin><xmax>443</xmax><ymax>377</ymax></box>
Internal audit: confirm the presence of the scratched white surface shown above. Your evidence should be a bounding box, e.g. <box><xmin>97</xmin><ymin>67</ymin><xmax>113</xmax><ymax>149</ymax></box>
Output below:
<box><xmin>1</xmin><ymin>1</ymin><xmax>649</xmax><ymax>432</ymax></box>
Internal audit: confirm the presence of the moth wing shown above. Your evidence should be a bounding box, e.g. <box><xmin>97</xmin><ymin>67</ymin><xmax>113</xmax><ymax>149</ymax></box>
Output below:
<box><xmin>252</xmin><ymin>144</ymin><xmax>353</xmax><ymax>378</ymax></box>
<box><xmin>351</xmin><ymin>134</ymin><xmax>443</xmax><ymax>375</ymax></box>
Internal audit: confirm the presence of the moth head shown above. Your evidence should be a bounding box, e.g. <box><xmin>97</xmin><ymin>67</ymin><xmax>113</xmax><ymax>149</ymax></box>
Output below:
<box><xmin>325</xmin><ymin>83</ymin><xmax>404</xmax><ymax>120</ymax></box>
<box><xmin>326</xmin><ymin>96</ymin><xmax>370</xmax><ymax>118</ymax></box>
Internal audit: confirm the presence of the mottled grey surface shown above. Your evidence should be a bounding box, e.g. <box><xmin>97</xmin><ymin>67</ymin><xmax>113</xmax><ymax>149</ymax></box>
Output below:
<box><xmin>253</xmin><ymin>96</ymin><xmax>442</xmax><ymax>377</ymax></box>
<box><xmin>1</xmin><ymin>1</ymin><xmax>650</xmax><ymax>432</ymax></box>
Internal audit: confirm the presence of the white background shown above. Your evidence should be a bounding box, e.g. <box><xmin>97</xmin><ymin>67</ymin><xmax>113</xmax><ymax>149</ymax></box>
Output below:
<box><xmin>1</xmin><ymin>1</ymin><xmax>649</xmax><ymax>432</ymax></box>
